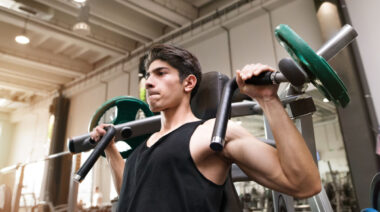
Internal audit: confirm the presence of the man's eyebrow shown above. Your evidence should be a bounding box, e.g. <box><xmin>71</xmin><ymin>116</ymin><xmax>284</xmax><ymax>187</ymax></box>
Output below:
<box><xmin>147</xmin><ymin>66</ymin><xmax>169</xmax><ymax>74</ymax></box>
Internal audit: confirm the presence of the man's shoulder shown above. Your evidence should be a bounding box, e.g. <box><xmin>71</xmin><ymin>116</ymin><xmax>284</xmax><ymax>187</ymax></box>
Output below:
<box><xmin>191</xmin><ymin>119</ymin><xmax>215</xmax><ymax>143</ymax></box>
<box><xmin>196</xmin><ymin>118</ymin><xmax>248</xmax><ymax>142</ymax></box>
<box><xmin>198</xmin><ymin>118</ymin><xmax>244</xmax><ymax>131</ymax></box>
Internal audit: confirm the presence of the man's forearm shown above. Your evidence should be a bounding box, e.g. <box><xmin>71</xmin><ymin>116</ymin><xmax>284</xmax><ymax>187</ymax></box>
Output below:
<box><xmin>105</xmin><ymin>144</ymin><xmax>125</xmax><ymax>195</ymax></box>
<box><xmin>257</xmin><ymin>96</ymin><xmax>321</xmax><ymax>194</ymax></box>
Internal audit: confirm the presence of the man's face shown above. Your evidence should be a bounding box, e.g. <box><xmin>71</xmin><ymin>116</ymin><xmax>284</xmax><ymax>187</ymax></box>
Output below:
<box><xmin>145</xmin><ymin>60</ymin><xmax>185</xmax><ymax>112</ymax></box>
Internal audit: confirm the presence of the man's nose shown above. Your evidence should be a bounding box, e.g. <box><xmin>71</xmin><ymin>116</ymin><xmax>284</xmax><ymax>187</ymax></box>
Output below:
<box><xmin>145</xmin><ymin>76</ymin><xmax>154</xmax><ymax>88</ymax></box>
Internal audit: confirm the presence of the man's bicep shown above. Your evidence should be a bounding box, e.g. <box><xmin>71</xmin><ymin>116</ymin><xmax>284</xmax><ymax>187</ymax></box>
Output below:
<box><xmin>223</xmin><ymin>123</ymin><xmax>296</xmax><ymax>192</ymax></box>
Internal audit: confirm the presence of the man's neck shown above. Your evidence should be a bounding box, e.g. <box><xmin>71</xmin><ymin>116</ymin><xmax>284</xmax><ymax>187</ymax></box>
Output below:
<box><xmin>159</xmin><ymin>102</ymin><xmax>199</xmax><ymax>134</ymax></box>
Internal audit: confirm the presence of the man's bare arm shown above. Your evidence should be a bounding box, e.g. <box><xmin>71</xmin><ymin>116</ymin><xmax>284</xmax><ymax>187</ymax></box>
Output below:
<box><xmin>104</xmin><ymin>143</ymin><xmax>125</xmax><ymax>194</ymax></box>
<box><xmin>222</xmin><ymin>64</ymin><xmax>321</xmax><ymax>198</ymax></box>
<box><xmin>223</xmin><ymin>98</ymin><xmax>321</xmax><ymax>198</ymax></box>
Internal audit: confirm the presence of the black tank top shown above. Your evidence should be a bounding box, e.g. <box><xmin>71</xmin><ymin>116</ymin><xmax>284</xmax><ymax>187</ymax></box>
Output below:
<box><xmin>117</xmin><ymin>120</ymin><xmax>225</xmax><ymax>212</ymax></box>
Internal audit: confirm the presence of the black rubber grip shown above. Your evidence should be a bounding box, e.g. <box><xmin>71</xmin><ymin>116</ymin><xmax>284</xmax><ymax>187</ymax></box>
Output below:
<box><xmin>210</xmin><ymin>78</ymin><xmax>238</xmax><ymax>151</ymax></box>
<box><xmin>68</xmin><ymin>135</ymin><xmax>96</xmax><ymax>153</ymax></box>
<box><xmin>244</xmin><ymin>72</ymin><xmax>273</xmax><ymax>85</ymax></box>
<box><xmin>74</xmin><ymin>126</ymin><xmax>116</xmax><ymax>182</ymax></box>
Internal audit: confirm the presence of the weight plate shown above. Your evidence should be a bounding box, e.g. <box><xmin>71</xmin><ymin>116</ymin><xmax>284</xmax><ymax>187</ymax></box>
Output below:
<box><xmin>274</xmin><ymin>24</ymin><xmax>350</xmax><ymax>107</ymax></box>
<box><xmin>89</xmin><ymin>96</ymin><xmax>154</xmax><ymax>158</ymax></box>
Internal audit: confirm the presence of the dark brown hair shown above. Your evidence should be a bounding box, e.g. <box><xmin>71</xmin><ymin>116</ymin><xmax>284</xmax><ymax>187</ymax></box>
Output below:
<box><xmin>144</xmin><ymin>44</ymin><xmax>202</xmax><ymax>99</ymax></box>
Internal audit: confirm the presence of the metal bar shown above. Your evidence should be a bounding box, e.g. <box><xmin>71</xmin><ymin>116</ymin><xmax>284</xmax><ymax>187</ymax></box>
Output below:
<box><xmin>68</xmin><ymin>94</ymin><xmax>310</xmax><ymax>154</ymax></box>
<box><xmin>0</xmin><ymin>151</ymin><xmax>72</xmax><ymax>174</ymax></box>
<box><xmin>317</xmin><ymin>24</ymin><xmax>358</xmax><ymax>61</ymax></box>
<box><xmin>67</xmin><ymin>154</ymin><xmax>81</xmax><ymax>212</ymax></box>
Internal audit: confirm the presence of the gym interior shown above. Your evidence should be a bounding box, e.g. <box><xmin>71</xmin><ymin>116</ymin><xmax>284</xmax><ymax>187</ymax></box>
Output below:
<box><xmin>0</xmin><ymin>0</ymin><xmax>379</xmax><ymax>211</ymax></box>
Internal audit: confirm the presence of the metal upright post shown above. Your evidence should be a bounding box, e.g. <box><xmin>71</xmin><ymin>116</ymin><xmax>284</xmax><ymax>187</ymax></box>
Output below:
<box><xmin>294</xmin><ymin>115</ymin><xmax>333</xmax><ymax>212</ymax></box>
<box><xmin>264</xmin><ymin>117</ymin><xmax>295</xmax><ymax>212</ymax></box>
<box><xmin>68</xmin><ymin>154</ymin><xmax>81</xmax><ymax>212</ymax></box>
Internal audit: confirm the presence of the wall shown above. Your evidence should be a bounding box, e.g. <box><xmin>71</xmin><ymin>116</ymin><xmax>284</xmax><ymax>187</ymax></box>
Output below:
<box><xmin>345</xmin><ymin>0</ymin><xmax>380</xmax><ymax>124</ymax></box>
<box><xmin>0</xmin><ymin>112</ymin><xmax>13</xmax><ymax>169</ymax></box>
<box><xmin>5</xmin><ymin>98</ymin><xmax>52</xmax><ymax>198</ymax></box>
<box><xmin>9</xmin><ymin>99</ymin><xmax>51</xmax><ymax>165</ymax></box>
<box><xmin>0</xmin><ymin>112</ymin><xmax>15</xmax><ymax>190</ymax></box>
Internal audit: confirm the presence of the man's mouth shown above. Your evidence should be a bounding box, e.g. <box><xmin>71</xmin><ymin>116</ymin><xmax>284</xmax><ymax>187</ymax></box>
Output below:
<box><xmin>147</xmin><ymin>91</ymin><xmax>159</xmax><ymax>97</ymax></box>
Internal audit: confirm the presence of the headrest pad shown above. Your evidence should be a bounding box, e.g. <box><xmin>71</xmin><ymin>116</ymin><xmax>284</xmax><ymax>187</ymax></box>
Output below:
<box><xmin>191</xmin><ymin>71</ymin><xmax>229</xmax><ymax>120</ymax></box>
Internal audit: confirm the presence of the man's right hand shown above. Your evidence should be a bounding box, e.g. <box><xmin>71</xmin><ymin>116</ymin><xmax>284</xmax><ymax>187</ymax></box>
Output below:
<box><xmin>90</xmin><ymin>124</ymin><xmax>125</xmax><ymax>195</ymax></box>
<box><xmin>90</xmin><ymin>124</ymin><xmax>116</xmax><ymax>150</ymax></box>
<box><xmin>236</xmin><ymin>63</ymin><xmax>279</xmax><ymax>103</ymax></box>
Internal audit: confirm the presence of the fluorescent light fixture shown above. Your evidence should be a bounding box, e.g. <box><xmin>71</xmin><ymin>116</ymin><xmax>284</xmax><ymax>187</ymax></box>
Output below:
<box><xmin>15</xmin><ymin>34</ymin><xmax>30</xmax><ymax>44</ymax></box>
<box><xmin>73</xmin><ymin>0</ymin><xmax>87</xmax><ymax>3</ymax></box>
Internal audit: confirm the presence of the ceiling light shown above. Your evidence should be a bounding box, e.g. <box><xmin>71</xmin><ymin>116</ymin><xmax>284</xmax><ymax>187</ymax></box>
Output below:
<box><xmin>0</xmin><ymin>98</ymin><xmax>9</xmax><ymax>107</ymax></box>
<box><xmin>15</xmin><ymin>35</ymin><xmax>30</xmax><ymax>44</ymax></box>
<box><xmin>72</xmin><ymin>22</ymin><xmax>91</xmax><ymax>36</ymax></box>
<box><xmin>73</xmin><ymin>4</ymin><xmax>91</xmax><ymax>36</ymax></box>
<box><xmin>15</xmin><ymin>17</ymin><xmax>30</xmax><ymax>45</ymax></box>
<box><xmin>73</xmin><ymin>0</ymin><xmax>87</xmax><ymax>3</ymax></box>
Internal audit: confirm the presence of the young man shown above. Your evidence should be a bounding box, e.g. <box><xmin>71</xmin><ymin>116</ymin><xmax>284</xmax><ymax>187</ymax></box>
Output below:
<box><xmin>91</xmin><ymin>44</ymin><xmax>321</xmax><ymax>211</ymax></box>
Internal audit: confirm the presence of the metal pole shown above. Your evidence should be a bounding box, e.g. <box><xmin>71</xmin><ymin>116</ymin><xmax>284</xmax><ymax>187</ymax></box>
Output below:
<box><xmin>317</xmin><ymin>24</ymin><xmax>358</xmax><ymax>61</ymax></box>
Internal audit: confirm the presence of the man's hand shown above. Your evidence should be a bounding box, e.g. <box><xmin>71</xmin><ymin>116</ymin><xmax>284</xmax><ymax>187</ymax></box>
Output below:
<box><xmin>91</xmin><ymin>124</ymin><xmax>125</xmax><ymax>195</ymax></box>
<box><xmin>236</xmin><ymin>63</ymin><xmax>279</xmax><ymax>102</ymax></box>
<box><xmin>90</xmin><ymin>123</ymin><xmax>115</xmax><ymax>150</ymax></box>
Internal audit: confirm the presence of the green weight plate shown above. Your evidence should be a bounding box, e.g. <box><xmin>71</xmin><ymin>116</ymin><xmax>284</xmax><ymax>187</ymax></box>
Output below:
<box><xmin>89</xmin><ymin>96</ymin><xmax>154</xmax><ymax>158</ymax></box>
<box><xmin>274</xmin><ymin>24</ymin><xmax>350</xmax><ymax>107</ymax></box>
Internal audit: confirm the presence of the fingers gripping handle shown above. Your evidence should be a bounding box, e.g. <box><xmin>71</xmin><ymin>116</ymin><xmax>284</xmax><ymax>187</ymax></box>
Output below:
<box><xmin>244</xmin><ymin>72</ymin><xmax>273</xmax><ymax>85</ymax></box>
<box><xmin>74</xmin><ymin>126</ymin><xmax>116</xmax><ymax>183</ymax></box>
<box><xmin>243</xmin><ymin>71</ymin><xmax>289</xmax><ymax>85</ymax></box>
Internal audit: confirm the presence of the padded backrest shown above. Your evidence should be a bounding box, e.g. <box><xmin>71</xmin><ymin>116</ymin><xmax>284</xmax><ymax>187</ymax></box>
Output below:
<box><xmin>190</xmin><ymin>71</ymin><xmax>243</xmax><ymax>212</ymax></box>
<box><xmin>191</xmin><ymin>71</ymin><xmax>229</xmax><ymax>120</ymax></box>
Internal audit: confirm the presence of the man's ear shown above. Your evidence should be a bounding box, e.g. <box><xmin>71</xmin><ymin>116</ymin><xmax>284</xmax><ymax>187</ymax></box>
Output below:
<box><xmin>183</xmin><ymin>74</ymin><xmax>197</xmax><ymax>93</ymax></box>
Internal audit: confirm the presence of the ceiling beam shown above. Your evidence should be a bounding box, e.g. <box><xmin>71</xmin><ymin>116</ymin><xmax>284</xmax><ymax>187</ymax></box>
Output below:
<box><xmin>0</xmin><ymin>81</ymin><xmax>50</xmax><ymax>96</ymax></box>
<box><xmin>71</xmin><ymin>47</ymin><xmax>89</xmax><ymax>59</ymax></box>
<box><xmin>31</xmin><ymin>34</ymin><xmax>50</xmax><ymax>48</ymax></box>
<box><xmin>34</xmin><ymin>0</ymin><xmax>160</xmax><ymax>42</ymax></box>
<box><xmin>152</xmin><ymin>0</ymin><xmax>198</xmax><ymax>20</ymax></box>
<box><xmin>0</xmin><ymin>52</ymin><xmax>85</xmax><ymax>78</ymax></box>
<box><xmin>0</xmin><ymin>70</ymin><xmax>59</xmax><ymax>88</ymax></box>
<box><xmin>54</xmin><ymin>42</ymin><xmax>72</xmax><ymax>54</ymax></box>
<box><xmin>89</xmin><ymin>53</ymin><xmax>108</xmax><ymax>64</ymax></box>
<box><xmin>115</xmin><ymin>0</ymin><xmax>181</xmax><ymax>29</ymax></box>
<box><xmin>0</xmin><ymin>66</ymin><xmax>64</xmax><ymax>86</ymax></box>
<box><xmin>127</xmin><ymin>0</ymin><xmax>195</xmax><ymax>24</ymax></box>
<box><xmin>184</xmin><ymin>0</ymin><xmax>213</xmax><ymax>7</ymax></box>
